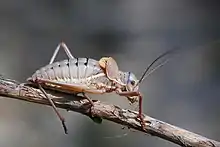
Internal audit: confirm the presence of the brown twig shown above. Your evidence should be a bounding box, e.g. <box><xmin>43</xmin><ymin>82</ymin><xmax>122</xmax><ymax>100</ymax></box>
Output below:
<box><xmin>0</xmin><ymin>75</ymin><xmax>219</xmax><ymax>147</ymax></box>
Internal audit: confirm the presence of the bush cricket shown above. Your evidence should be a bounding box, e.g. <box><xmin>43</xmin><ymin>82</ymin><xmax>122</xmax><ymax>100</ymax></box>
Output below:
<box><xmin>27</xmin><ymin>42</ymin><xmax>177</xmax><ymax>134</ymax></box>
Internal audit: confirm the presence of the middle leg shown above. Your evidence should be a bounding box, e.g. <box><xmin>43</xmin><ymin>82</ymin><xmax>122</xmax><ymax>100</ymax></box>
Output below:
<box><xmin>37</xmin><ymin>83</ymin><xmax>68</xmax><ymax>134</ymax></box>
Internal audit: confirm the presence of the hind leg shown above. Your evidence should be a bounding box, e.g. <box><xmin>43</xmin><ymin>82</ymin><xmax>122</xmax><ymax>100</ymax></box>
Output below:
<box><xmin>49</xmin><ymin>42</ymin><xmax>74</xmax><ymax>64</ymax></box>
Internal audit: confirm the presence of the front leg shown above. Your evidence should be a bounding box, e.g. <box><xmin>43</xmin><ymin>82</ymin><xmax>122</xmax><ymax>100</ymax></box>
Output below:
<box><xmin>116</xmin><ymin>90</ymin><xmax>145</xmax><ymax>129</ymax></box>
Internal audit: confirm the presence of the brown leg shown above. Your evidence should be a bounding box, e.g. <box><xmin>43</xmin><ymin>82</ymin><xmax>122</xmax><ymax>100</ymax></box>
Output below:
<box><xmin>137</xmin><ymin>94</ymin><xmax>145</xmax><ymax>128</ymax></box>
<box><xmin>38</xmin><ymin>84</ymin><xmax>68</xmax><ymax>134</ymax></box>
<box><xmin>116</xmin><ymin>91</ymin><xmax>145</xmax><ymax>129</ymax></box>
<box><xmin>81</xmin><ymin>92</ymin><xmax>94</xmax><ymax>106</ymax></box>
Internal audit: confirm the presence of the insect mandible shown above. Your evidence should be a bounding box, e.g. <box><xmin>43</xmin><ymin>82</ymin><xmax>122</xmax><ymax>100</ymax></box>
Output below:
<box><xmin>27</xmin><ymin>42</ymin><xmax>177</xmax><ymax>133</ymax></box>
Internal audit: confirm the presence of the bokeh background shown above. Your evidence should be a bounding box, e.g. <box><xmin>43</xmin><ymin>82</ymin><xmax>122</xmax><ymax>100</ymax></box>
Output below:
<box><xmin>0</xmin><ymin>0</ymin><xmax>220</xmax><ymax>147</ymax></box>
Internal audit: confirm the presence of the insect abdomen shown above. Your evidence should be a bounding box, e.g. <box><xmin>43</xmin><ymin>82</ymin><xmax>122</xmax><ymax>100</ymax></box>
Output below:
<box><xmin>29</xmin><ymin>58</ymin><xmax>103</xmax><ymax>83</ymax></box>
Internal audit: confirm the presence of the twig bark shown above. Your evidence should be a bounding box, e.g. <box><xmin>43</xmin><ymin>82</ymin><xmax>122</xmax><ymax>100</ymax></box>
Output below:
<box><xmin>0</xmin><ymin>75</ymin><xmax>219</xmax><ymax>147</ymax></box>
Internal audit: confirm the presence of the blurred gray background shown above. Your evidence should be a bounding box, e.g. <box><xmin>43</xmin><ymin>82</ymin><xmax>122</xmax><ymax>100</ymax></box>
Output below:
<box><xmin>0</xmin><ymin>0</ymin><xmax>220</xmax><ymax>147</ymax></box>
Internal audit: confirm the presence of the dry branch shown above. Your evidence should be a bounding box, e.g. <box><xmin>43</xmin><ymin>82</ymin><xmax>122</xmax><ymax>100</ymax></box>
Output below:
<box><xmin>0</xmin><ymin>75</ymin><xmax>219</xmax><ymax>147</ymax></box>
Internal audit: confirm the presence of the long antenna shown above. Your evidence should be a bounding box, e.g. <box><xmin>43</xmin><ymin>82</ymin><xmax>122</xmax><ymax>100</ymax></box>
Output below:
<box><xmin>135</xmin><ymin>47</ymin><xmax>180</xmax><ymax>87</ymax></box>
<box><xmin>140</xmin><ymin>58</ymin><xmax>171</xmax><ymax>82</ymax></box>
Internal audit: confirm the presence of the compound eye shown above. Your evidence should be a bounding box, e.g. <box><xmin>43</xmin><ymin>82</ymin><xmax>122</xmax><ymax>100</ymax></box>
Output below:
<box><xmin>130</xmin><ymin>80</ymin><xmax>136</xmax><ymax>86</ymax></box>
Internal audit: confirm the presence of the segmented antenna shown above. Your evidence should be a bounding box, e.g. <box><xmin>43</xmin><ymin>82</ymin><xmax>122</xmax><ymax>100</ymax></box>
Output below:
<box><xmin>135</xmin><ymin>47</ymin><xmax>180</xmax><ymax>87</ymax></box>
